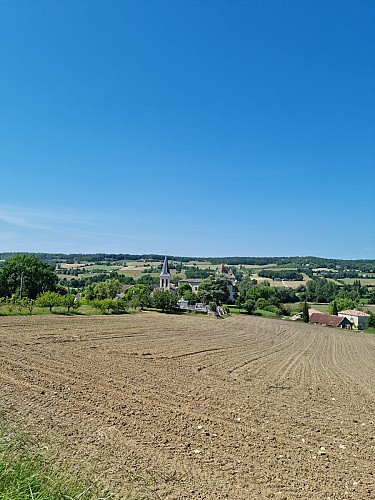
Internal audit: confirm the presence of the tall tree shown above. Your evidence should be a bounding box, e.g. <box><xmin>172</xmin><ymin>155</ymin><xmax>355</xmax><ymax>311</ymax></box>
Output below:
<box><xmin>0</xmin><ymin>255</ymin><xmax>58</xmax><ymax>299</ymax></box>
<box><xmin>330</xmin><ymin>300</ymin><xmax>338</xmax><ymax>315</ymax></box>
<box><xmin>302</xmin><ymin>301</ymin><xmax>309</xmax><ymax>323</ymax></box>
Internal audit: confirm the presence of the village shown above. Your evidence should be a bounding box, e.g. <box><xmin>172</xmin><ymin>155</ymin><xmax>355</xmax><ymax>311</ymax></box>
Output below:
<box><xmin>109</xmin><ymin>255</ymin><xmax>372</xmax><ymax>329</ymax></box>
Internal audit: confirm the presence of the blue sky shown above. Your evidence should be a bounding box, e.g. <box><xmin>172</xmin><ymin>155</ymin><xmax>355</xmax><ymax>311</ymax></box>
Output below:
<box><xmin>1</xmin><ymin>0</ymin><xmax>374</xmax><ymax>258</ymax></box>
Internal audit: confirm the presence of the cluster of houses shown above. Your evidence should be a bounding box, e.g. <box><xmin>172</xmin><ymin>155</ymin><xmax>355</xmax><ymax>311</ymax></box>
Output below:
<box><xmin>158</xmin><ymin>256</ymin><xmax>237</xmax><ymax>302</ymax></box>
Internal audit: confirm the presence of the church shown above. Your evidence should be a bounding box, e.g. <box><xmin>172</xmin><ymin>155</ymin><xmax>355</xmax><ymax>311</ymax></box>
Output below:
<box><xmin>158</xmin><ymin>256</ymin><xmax>237</xmax><ymax>301</ymax></box>
<box><xmin>159</xmin><ymin>255</ymin><xmax>172</xmax><ymax>291</ymax></box>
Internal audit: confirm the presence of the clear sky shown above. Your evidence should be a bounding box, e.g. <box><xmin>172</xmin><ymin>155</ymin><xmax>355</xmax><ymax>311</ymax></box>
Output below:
<box><xmin>1</xmin><ymin>0</ymin><xmax>374</xmax><ymax>259</ymax></box>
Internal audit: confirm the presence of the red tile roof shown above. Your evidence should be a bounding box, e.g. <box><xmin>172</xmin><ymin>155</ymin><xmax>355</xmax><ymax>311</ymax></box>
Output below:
<box><xmin>309</xmin><ymin>312</ymin><xmax>350</xmax><ymax>327</ymax></box>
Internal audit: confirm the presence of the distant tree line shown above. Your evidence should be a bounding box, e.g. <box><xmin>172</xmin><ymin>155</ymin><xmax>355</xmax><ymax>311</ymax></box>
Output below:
<box><xmin>258</xmin><ymin>270</ymin><xmax>304</xmax><ymax>281</ymax></box>
<box><xmin>1</xmin><ymin>253</ymin><xmax>374</xmax><ymax>272</ymax></box>
<box><xmin>315</xmin><ymin>270</ymin><xmax>373</xmax><ymax>279</ymax></box>
<box><xmin>185</xmin><ymin>267</ymin><xmax>213</xmax><ymax>279</ymax></box>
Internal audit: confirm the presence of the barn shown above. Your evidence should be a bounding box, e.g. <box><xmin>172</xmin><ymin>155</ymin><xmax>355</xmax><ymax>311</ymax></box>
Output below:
<box><xmin>309</xmin><ymin>312</ymin><xmax>352</xmax><ymax>329</ymax></box>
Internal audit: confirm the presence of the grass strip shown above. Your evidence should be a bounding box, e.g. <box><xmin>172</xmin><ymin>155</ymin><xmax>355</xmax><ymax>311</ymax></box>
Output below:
<box><xmin>0</xmin><ymin>413</ymin><xmax>110</xmax><ymax>499</ymax></box>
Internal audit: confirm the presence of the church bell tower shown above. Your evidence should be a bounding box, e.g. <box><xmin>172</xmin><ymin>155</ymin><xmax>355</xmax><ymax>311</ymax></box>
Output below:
<box><xmin>160</xmin><ymin>255</ymin><xmax>171</xmax><ymax>290</ymax></box>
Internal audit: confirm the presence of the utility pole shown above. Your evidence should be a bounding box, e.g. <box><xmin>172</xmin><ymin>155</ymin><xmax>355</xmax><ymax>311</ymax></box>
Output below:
<box><xmin>19</xmin><ymin>271</ymin><xmax>24</xmax><ymax>299</ymax></box>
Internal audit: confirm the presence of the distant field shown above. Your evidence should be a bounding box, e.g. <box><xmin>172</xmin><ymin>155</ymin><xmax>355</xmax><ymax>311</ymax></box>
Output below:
<box><xmin>311</xmin><ymin>303</ymin><xmax>375</xmax><ymax>315</ymax></box>
<box><xmin>313</xmin><ymin>268</ymin><xmax>338</xmax><ymax>273</ymax></box>
<box><xmin>185</xmin><ymin>260</ymin><xmax>215</xmax><ymax>268</ymax></box>
<box><xmin>251</xmin><ymin>273</ymin><xmax>309</xmax><ymax>289</ymax></box>
<box><xmin>124</xmin><ymin>260</ymin><xmax>154</xmax><ymax>267</ymax></box>
<box><xmin>327</xmin><ymin>278</ymin><xmax>343</xmax><ymax>285</ymax></box>
<box><xmin>342</xmin><ymin>278</ymin><xmax>375</xmax><ymax>286</ymax></box>
<box><xmin>57</xmin><ymin>262</ymin><xmax>123</xmax><ymax>272</ymax></box>
<box><xmin>81</xmin><ymin>264</ymin><xmax>122</xmax><ymax>271</ymax></box>
<box><xmin>241</xmin><ymin>264</ymin><xmax>275</xmax><ymax>269</ymax></box>
<box><xmin>117</xmin><ymin>261</ymin><xmax>159</xmax><ymax>279</ymax></box>
<box><xmin>310</xmin><ymin>303</ymin><xmax>330</xmax><ymax>313</ymax></box>
<box><xmin>59</xmin><ymin>263</ymin><xmax>87</xmax><ymax>269</ymax></box>
<box><xmin>282</xmin><ymin>280</ymin><xmax>308</xmax><ymax>289</ymax></box>
<box><xmin>56</xmin><ymin>274</ymin><xmax>79</xmax><ymax>281</ymax></box>
<box><xmin>118</xmin><ymin>268</ymin><xmax>149</xmax><ymax>279</ymax></box>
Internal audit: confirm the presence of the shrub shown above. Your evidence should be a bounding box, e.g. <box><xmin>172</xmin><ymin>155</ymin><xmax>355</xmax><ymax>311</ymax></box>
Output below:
<box><xmin>209</xmin><ymin>301</ymin><xmax>217</xmax><ymax>312</ymax></box>
<box><xmin>35</xmin><ymin>292</ymin><xmax>63</xmax><ymax>312</ymax></box>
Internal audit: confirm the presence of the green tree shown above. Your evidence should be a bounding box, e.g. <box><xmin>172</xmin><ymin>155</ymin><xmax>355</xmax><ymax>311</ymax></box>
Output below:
<box><xmin>302</xmin><ymin>301</ymin><xmax>309</xmax><ymax>323</ymax></box>
<box><xmin>104</xmin><ymin>278</ymin><xmax>123</xmax><ymax>299</ymax></box>
<box><xmin>183</xmin><ymin>290</ymin><xmax>198</xmax><ymax>305</ymax></box>
<box><xmin>125</xmin><ymin>284</ymin><xmax>151</xmax><ymax>309</ymax></box>
<box><xmin>243</xmin><ymin>298</ymin><xmax>256</xmax><ymax>314</ymax></box>
<box><xmin>92</xmin><ymin>298</ymin><xmax>116</xmax><ymax>314</ymax></box>
<box><xmin>111</xmin><ymin>298</ymin><xmax>127</xmax><ymax>314</ymax></box>
<box><xmin>137</xmin><ymin>275</ymin><xmax>159</xmax><ymax>286</ymax></box>
<box><xmin>152</xmin><ymin>290</ymin><xmax>178</xmax><ymax>312</ymax></box>
<box><xmin>198</xmin><ymin>275</ymin><xmax>230</xmax><ymax>304</ymax></box>
<box><xmin>83</xmin><ymin>278</ymin><xmax>122</xmax><ymax>300</ymax></box>
<box><xmin>0</xmin><ymin>255</ymin><xmax>58</xmax><ymax>299</ymax></box>
<box><xmin>62</xmin><ymin>294</ymin><xmax>79</xmax><ymax>313</ymax></box>
<box><xmin>35</xmin><ymin>292</ymin><xmax>62</xmax><ymax>312</ymax></box>
<box><xmin>256</xmin><ymin>298</ymin><xmax>268</xmax><ymax>310</ymax></box>
<box><xmin>237</xmin><ymin>276</ymin><xmax>257</xmax><ymax>299</ymax></box>
<box><xmin>329</xmin><ymin>300</ymin><xmax>338</xmax><ymax>315</ymax></box>
<box><xmin>335</xmin><ymin>288</ymin><xmax>361</xmax><ymax>307</ymax></box>
<box><xmin>334</xmin><ymin>297</ymin><xmax>356</xmax><ymax>312</ymax></box>
<box><xmin>178</xmin><ymin>283</ymin><xmax>192</xmax><ymax>297</ymax></box>
<box><xmin>23</xmin><ymin>298</ymin><xmax>35</xmax><ymax>314</ymax></box>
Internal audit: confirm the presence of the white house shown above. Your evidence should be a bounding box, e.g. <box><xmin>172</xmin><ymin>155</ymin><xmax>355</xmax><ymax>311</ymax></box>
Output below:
<box><xmin>338</xmin><ymin>309</ymin><xmax>370</xmax><ymax>330</ymax></box>
<box><xmin>177</xmin><ymin>278</ymin><xmax>203</xmax><ymax>293</ymax></box>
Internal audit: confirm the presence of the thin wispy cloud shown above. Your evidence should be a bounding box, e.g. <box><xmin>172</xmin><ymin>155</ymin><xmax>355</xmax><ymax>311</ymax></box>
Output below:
<box><xmin>0</xmin><ymin>212</ymin><xmax>51</xmax><ymax>231</ymax></box>
<box><xmin>0</xmin><ymin>204</ymin><xmax>151</xmax><ymax>246</ymax></box>
<box><xmin>0</xmin><ymin>204</ymin><xmax>94</xmax><ymax>230</ymax></box>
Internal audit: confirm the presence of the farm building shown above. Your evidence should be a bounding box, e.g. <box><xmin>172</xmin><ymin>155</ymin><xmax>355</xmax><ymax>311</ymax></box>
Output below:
<box><xmin>309</xmin><ymin>312</ymin><xmax>352</xmax><ymax>329</ymax></box>
<box><xmin>338</xmin><ymin>309</ymin><xmax>370</xmax><ymax>330</ymax></box>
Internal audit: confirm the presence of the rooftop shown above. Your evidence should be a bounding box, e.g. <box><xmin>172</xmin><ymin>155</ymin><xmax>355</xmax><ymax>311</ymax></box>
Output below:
<box><xmin>338</xmin><ymin>310</ymin><xmax>370</xmax><ymax>317</ymax></box>
<box><xmin>178</xmin><ymin>278</ymin><xmax>204</xmax><ymax>283</ymax></box>
<box><xmin>309</xmin><ymin>312</ymin><xmax>350</xmax><ymax>327</ymax></box>
<box><xmin>160</xmin><ymin>255</ymin><xmax>170</xmax><ymax>276</ymax></box>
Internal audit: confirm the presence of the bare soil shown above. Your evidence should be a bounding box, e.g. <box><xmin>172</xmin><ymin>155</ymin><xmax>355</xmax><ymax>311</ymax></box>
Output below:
<box><xmin>0</xmin><ymin>313</ymin><xmax>374</xmax><ymax>499</ymax></box>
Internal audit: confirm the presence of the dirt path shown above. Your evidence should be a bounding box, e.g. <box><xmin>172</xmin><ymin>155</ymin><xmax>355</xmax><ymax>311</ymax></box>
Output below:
<box><xmin>0</xmin><ymin>313</ymin><xmax>374</xmax><ymax>499</ymax></box>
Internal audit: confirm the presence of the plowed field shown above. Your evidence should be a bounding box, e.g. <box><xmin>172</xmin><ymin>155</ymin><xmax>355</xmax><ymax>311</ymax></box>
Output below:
<box><xmin>0</xmin><ymin>313</ymin><xmax>374</xmax><ymax>499</ymax></box>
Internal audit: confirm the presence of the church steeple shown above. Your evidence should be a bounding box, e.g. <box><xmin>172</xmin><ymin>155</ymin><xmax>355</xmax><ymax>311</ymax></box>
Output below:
<box><xmin>160</xmin><ymin>255</ymin><xmax>171</xmax><ymax>290</ymax></box>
